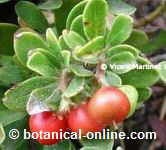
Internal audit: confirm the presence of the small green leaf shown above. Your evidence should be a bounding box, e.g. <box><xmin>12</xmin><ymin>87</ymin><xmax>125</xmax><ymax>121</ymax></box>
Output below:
<box><xmin>62</xmin><ymin>30</ymin><xmax>86</xmax><ymax>49</ymax></box>
<box><xmin>0</xmin><ymin>23</ymin><xmax>18</xmax><ymax>55</ymax></box>
<box><xmin>108</xmin><ymin>0</ymin><xmax>136</xmax><ymax>15</ymax></box>
<box><xmin>81</xmin><ymin>138</ymin><xmax>114</xmax><ymax>150</ymax></box>
<box><xmin>125</xmin><ymin>29</ymin><xmax>149</xmax><ymax>49</ymax></box>
<box><xmin>106</xmin><ymin>15</ymin><xmax>133</xmax><ymax>46</ymax></box>
<box><xmin>0</xmin><ymin>118</ymin><xmax>28</xmax><ymax>150</ymax></box>
<box><xmin>46</xmin><ymin>28</ymin><xmax>64</xmax><ymax>67</ymax></box>
<box><xmin>137</xmin><ymin>88</ymin><xmax>152</xmax><ymax>104</ymax></box>
<box><xmin>120</xmin><ymin>69</ymin><xmax>159</xmax><ymax>88</ymax></box>
<box><xmin>15</xmin><ymin>1</ymin><xmax>49</xmax><ymax>32</ymax></box>
<box><xmin>3</xmin><ymin>76</ymin><xmax>55</xmax><ymax>111</ymax></box>
<box><xmin>0</xmin><ymin>124</ymin><xmax>5</xmax><ymax>145</ymax></box>
<box><xmin>59</xmin><ymin>35</ymin><xmax>70</xmax><ymax>50</ymax></box>
<box><xmin>137</xmin><ymin>56</ymin><xmax>151</xmax><ymax>65</ymax></box>
<box><xmin>62</xmin><ymin>50</ymin><xmax>71</xmax><ymax>67</ymax></box>
<box><xmin>63</xmin><ymin>77</ymin><xmax>84</xmax><ymax>98</ymax></box>
<box><xmin>27</xmin><ymin>50</ymin><xmax>57</xmax><ymax>77</ymax></box>
<box><xmin>106</xmin><ymin>44</ymin><xmax>139</xmax><ymax>58</ymax></box>
<box><xmin>83</xmin><ymin>0</ymin><xmax>108</xmax><ymax>39</ymax></box>
<box><xmin>14</xmin><ymin>31</ymin><xmax>48</xmax><ymax>66</ymax></box>
<box><xmin>157</xmin><ymin>61</ymin><xmax>166</xmax><ymax>83</ymax></box>
<box><xmin>101</xmin><ymin>71</ymin><xmax>122</xmax><ymax>87</ymax></box>
<box><xmin>71</xmin><ymin>15</ymin><xmax>85</xmax><ymax>38</ymax></box>
<box><xmin>71</xmin><ymin>64</ymin><xmax>93</xmax><ymax>77</ymax></box>
<box><xmin>38</xmin><ymin>0</ymin><xmax>63</xmax><ymax>10</ymax></box>
<box><xmin>0</xmin><ymin>110</ymin><xmax>26</xmax><ymax>126</ymax></box>
<box><xmin>108</xmin><ymin>52</ymin><xmax>137</xmax><ymax>74</ymax></box>
<box><xmin>66</xmin><ymin>0</ymin><xmax>87</xmax><ymax>29</ymax></box>
<box><xmin>29</xmin><ymin>84</ymin><xmax>60</xmax><ymax>111</ymax></box>
<box><xmin>54</xmin><ymin>0</ymin><xmax>82</xmax><ymax>34</ymax></box>
<box><xmin>0</xmin><ymin>55</ymin><xmax>27</xmax><ymax>87</ymax></box>
<box><xmin>119</xmin><ymin>85</ymin><xmax>138</xmax><ymax>117</ymax></box>
<box><xmin>141</xmin><ymin>30</ymin><xmax>166</xmax><ymax>54</ymax></box>
<box><xmin>75</xmin><ymin>36</ymin><xmax>104</xmax><ymax>56</ymax></box>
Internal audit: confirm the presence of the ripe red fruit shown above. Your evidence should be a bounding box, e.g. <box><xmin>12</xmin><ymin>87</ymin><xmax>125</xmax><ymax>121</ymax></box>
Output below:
<box><xmin>29</xmin><ymin>111</ymin><xmax>67</xmax><ymax>145</ymax></box>
<box><xmin>88</xmin><ymin>86</ymin><xmax>130</xmax><ymax>125</ymax></box>
<box><xmin>67</xmin><ymin>104</ymin><xmax>105</xmax><ymax>135</ymax></box>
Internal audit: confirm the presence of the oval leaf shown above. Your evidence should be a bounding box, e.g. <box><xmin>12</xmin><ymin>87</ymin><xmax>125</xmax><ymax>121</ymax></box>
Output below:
<box><xmin>106</xmin><ymin>44</ymin><xmax>139</xmax><ymax>58</ymax></box>
<box><xmin>62</xmin><ymin>30</ymin><xmax>86</xmax><ymax>49</ymax></box>
<box><xmin>71</xmin><ymin>15</ymin><xmax>85</xmax><ymax>38</ymax></box>
<box><xmin>27</xmin><ymin>50</ymin><xmax>57</xmax><ymax>77</ymax></box>
<box><xmin>0</xmin><ymin>124</ymin><xmax>5</xmax><ymax>145</ymax></box>
<box><xmin>38</xmin><ymin>0</ymin><xmax>63</xmax><ymax>10</ymax></box>
<box><xmin>63</xmin><ymin>77</ymin><xmax>84</xmax><ymax>98</ymax></box>
<box><xmin>0</xmin><ymin>23</ymin><xmax>18</xmax><ymax>55</ymax></box>
<box><xmin>75</xmin><ymin>36</ymin><xmax>105</xmax><ymax>56</ymax></box>
<box><xmin>14</xmin><ymin>31</ymin><xmax>48</xmax><ymax>66</ymax></box>
<box><xmin>120</xmin><ymin>69</ymin><xmax>159</xmax><ymax>88</ymax></box>
<box><xmin>83</xmin><ymin>0</ymin><xmax>108</xmax><ymax>39</ymax></box>
<box><xmin>15</xmin><ymin>1</ymin><xmax>49</xmax><ymax>32</ymax></box>
<box><xmin>3</xmin><ymin>76</ymin><xmax>55</xmax><ymax>111</ymax></box>
<box><xmin>109</xmin><ymin>0</ymin><xmax>136</xmax><ymax>15</ymax></box>
<box><xmin>106</xmin><ymin>15</ymin><xmax>133</xmax><ymax>46</ymax></box>
<box><xmin>66</xmin><ymin>0</ymin><xmax>87</xmax><ymax>29</ymax></box>
<box><xmin>108</xmin><ymin>51</ymin><xmax>137</xmax><ymax>74</ymax></box>
<box><xmin>71</xmin><ymin>64</ymin><xmax>93</xmax><ymax>77</ymax></box>
<box><xmin>158</xmin><ymin>61</ymin><xmax>166</xmax><ymax>83</ymax></box>
<box><xmin>119</xmin><ymin>85</ymin><xmax>138</xmax><ymax>117</ymax></box>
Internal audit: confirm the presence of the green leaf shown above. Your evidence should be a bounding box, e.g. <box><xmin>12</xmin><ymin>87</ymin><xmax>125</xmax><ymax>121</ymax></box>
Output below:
<box><xmin>0</xmin><ymin>110</ymin><xmax>26</xmax><ymax>126</ymax></box>
<box><xmin>27</xmin><ymin>49</ymin><xmax>57</xmax><ymax>77</ymax></box>
<box><xmin>157</xmin><ymin>61</ymin><xmax>166</xmax><ymax>83</ymax></box>
<box><xmin>38</xmin><ymin>0</ymin><xmax>63</xmax><ymax>10</ymax></box>
<box><xmin>0</xmin><ymin>55</ymin><xmax>27</xmax><ymax>87</ymax></box>
<box><xmin>106</xmin><ymin>15</ymin><xmax>133</xmax><ymax>46</ymax></box>
<box><xmin>101</xmin><ymin>71</ymin><xmax>122</xmax><ymax>87</ymax></box>
<box><xmin>108</xmin><ymin>0</ymin><xmax>136</xmax><ymax>15</ymax></box>
<box><xmin>120</xmin><ymin>69</ymin><xmax>159</xmax><ymax>88</ymax></box>
<box><xmin>3</xmin><ymin>76</ymin><xmax>55</xmax><ymax>111</ymax></box>
<box><xmin>59</xmin><ymin>35</ymin><xmax>70</xmax><ymax>50</ymax></box>
<box><xmin>141</xmin><ymin>30</ymin><xmax>166</xmax><ymax>54</ymax></box>
<box><xmin>54</xmin><ymin>0</ymin><xmax>82</xmax><ymax>34</ymax></box>
<box><xmin>108</xmin><ymin>52</ymin><xmax>137</xmax><ymax>74</ymax></box>
<box><xmin>125</xmin><ymin>29</ymin><xmax>149</xmax><ymax>49</ymax></box>
<box><xmin>29</xmin><ymin>84</ymin><xmax>60</xmax><ymax>111</ymax></box>
<box><xmin>71</xmin><ymin>64</ymin><xmax>93</xmax><ymax>77</ymax></box>
<box><xmin>15</xmin><ymin>1</ymin><xmax>48</xmax><ymax>32</ymax></box>
<box><xmin>83</xmin><ymin>0</ymin><xmax>108</xmax><ymax>39</ymax></box>
<box><xmin>119</xmin><ymin>85</ymin><xmax>138</xmax><ymax>117</ymax></box>
<box><xmin>0</xmin><ymin>118</ymin><xmax>28</xmax><ymax>150</ymax></box>
<box><xmin>75</xmin><ymin>36</ymin><xmax>104</xmax><ymax>56</ymax></box>
<box><xmin>43</xmin><ymin>140</ymin><xmax>75</xmax><ymax>150</ymax></box>
<box><xmin>62</xmin><ymin>30</ymin><xmax>86</xmax><ymax>49</ymax></box>
<box><xmin>14</xmin><ymin>31</ymin><xmax>48</xmax><ymax>66</ymax></box>
<box><xmin>71</xmin><ymin>15</ymin><xmax>85</xmax><ymax>38</ymax></box>
<box><xmin>106</xmin><ymin>44</ymin><xmax>139</xmax><ymax>58</ymax></box>
<box><xmin>137</xmin><ymin>88</ymin><xmax>152</xmax><ymax>104</ymax></box>
<box><xmin>81</xmin><ymin>138</ymin><xmax>114</xmax><ymax>150</ymax></box>
<box><xmin>0</xmin><ymin>23</ymin><xmax>18</xmax><ymax>55</ymax></box>
<box><xmin>62</xmin><ymin>50</ymin><xmax>71</xmax><ymax>67</ymax></box>
<box><xmin>63</xmin><ymin>77</ymin><xmax>84</xmax><ymax>98</ymax></box>
<box><xmin>66</xmin><ymin>0</ymin><xmax>87</xmax><ymax>29</ymax></box>
<box><xmin>46</xmin><ymin>28</ymin><xmax>64</xmax><ymax>67</ymax></box>
<box><xmin>0</xmin><ymin>124</ymin><xmax>5</xmax><ymax>145</ymax></box>
<box><xmin>0</xmin><ymin>0</ymin><xmax>10</xmax><ymax>3</ymax></box>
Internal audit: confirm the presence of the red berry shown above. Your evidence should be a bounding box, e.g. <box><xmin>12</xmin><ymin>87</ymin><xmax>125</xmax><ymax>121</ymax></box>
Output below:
<box><xmin>29</xmin><ymin>111</ymin><xmax>67</xmax><ymax>145</ymax></box>
<box><xmin>67</xmin><ymin>104</ymin><xmax>105</xmax><ymax>135</ymax></box>
<box><xmin>88</xmin><ymin>86</ymin><xmax>130</xmax><ymax>125</ymax></box>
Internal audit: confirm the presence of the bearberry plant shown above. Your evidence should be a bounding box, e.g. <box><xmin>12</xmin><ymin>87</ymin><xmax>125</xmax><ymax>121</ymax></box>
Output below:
<box><xmin>0</xmin><ymin>0</ymin><xmax>166</xmax><ymax>150</ymax></box>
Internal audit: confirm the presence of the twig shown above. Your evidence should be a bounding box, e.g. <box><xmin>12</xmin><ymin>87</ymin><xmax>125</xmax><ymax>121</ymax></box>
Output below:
<box><xmin>134</xmin><ymin>0</ymin><xmax>166</xmax><ymax>27</ymax></box>
<box><xmin>160</xmin><ymin>96</ymin><xmax>166</xmax><ymax>120</ymax></box>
